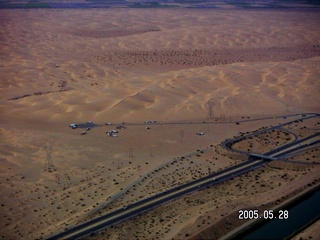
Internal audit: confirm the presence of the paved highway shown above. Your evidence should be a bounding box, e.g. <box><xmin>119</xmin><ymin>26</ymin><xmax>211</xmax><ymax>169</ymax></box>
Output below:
<box><xmin>73</xmin><ymin>113</ymin><xmax>319</xmax><ymax>129</ymax></box>
<box><xmin>47</xmin><ymin>157</ymin><xmax>265</xmax><ymax>240</ymax></box>
<box><xmin>49</xmin><ymin>113</ymin><xmax>319</xmax><ymax>239</ymax></box>
<box><xmin>221</xmin><ymin>113</ymin><xmax>319</xmax><ymax>155</ymax></box>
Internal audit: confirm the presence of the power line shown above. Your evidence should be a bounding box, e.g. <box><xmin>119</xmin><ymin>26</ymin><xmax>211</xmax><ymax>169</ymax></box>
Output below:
<box><xmin>180</xmin><ymin>130</ymin><xmax>184</xmax><ymax>144</ymax></box>
<box><xmin>128</xmin><ymin>148</ymin><xmax>134</xmax><ymax>158</ymax></box>
<box><xmin>44</xmin><ymin>146</ymin><xmax>54</xmax><ymax>172</ymax></box>
<box><xmin>207</xmin><ymin>98</ymin><xmax>214</xmax><ymax>119</ymax></box>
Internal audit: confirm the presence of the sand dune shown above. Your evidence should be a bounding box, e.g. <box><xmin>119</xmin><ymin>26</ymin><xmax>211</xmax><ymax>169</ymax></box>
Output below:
<box><xmin>1</xmin><ymin>9</ymin><xmax>319</xmax><ymax>123</ymax></box>
<box><xmin>2</xmin><ymin>56</ymin><xmax>319</xmax><ymax>123</ymax></box>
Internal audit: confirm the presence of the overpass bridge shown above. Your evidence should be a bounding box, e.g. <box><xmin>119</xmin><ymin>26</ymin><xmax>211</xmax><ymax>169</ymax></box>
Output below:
<box><xmin>248</xmin><ymin>153</ymin><xmax>278</xmax><ymax>161</ymax></box>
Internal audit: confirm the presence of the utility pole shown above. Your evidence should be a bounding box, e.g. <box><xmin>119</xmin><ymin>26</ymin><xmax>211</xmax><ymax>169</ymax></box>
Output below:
<box><xmin>207</xmin><ymin>98</ymin><xmax>214</xmax><ymax>119</ymax></box>
<box><xmin>180</xmin><ymin>130</ymin><xmax>184</xmax><ymax>144</ymax></box>
<box><xmin>129</xmin><ymin>148</ymin><xmax>134</xmax><ymax>158</ymax></box>
<box><xmin>44</xmin><ymin>146</ymin><xmax>54</xmax><ymax>172</ymax></box>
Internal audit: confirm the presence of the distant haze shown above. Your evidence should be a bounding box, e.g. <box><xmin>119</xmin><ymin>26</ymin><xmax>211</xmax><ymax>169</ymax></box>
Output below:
<box><xmin>0</xmin><ymin>0</ymin><xmax>320</xmax><ymax>9</ymax></box>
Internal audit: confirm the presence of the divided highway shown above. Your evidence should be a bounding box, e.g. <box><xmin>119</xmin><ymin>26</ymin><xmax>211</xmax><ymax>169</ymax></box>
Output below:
<box><xmin>47</xmin><ymin>157</ymin><xmax>265</xmax><ymax>240</ymax></box>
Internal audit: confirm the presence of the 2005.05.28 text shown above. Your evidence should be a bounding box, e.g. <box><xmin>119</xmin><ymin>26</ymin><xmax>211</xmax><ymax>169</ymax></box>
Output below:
<box><xmin>238</xmin><ymin>209</ymin><xmax>289</xmax><ymax>220</ymax></box>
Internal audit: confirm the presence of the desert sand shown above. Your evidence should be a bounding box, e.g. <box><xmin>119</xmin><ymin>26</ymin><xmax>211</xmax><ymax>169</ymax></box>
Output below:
<box><xmin>0</xmin><ymin>7</ymin><xmax>319</xmax><ymax>240</ymax></box>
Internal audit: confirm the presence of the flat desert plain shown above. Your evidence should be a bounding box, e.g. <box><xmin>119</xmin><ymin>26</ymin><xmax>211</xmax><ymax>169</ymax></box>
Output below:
<box><xmin>0</xmin><ymin>8</ymin><xmax>320</xmax><ymax>240</ymax></box>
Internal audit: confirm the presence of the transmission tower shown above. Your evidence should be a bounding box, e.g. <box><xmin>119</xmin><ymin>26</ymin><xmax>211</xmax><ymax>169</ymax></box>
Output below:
<box><xmin>44</xmin><ymin>146</ymin><xmax>54</xmax><ymax>172</ymax></box>
<box><xmin>128</xmin><ymin>148</ymin><xmax>134</xmax><ymax>158</ymax></box>
<box><xmin>180</xmin><ymin>130</ymin><xmax>184</xmax><ymax>144</ymax></box>
<box><xmin>207</xmin><ymin>98</ymin><xmax>214</xmax><ymax>119</ymax></box>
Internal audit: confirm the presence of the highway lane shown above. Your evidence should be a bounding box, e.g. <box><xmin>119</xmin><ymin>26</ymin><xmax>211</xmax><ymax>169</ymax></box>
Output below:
<box><xmin>262</xmin><ymin>133</ymin><xmax>320</xmax><ymax>158</ymax></box>
<box><xmin>281</xmin><ymin>146</ymin><xmax>320</xmax><ymax>163</ymax></box>
<box><xmin>271</xmin><ymin>134</ymin><xmax>320</xmax><ymax>158</ymax></box>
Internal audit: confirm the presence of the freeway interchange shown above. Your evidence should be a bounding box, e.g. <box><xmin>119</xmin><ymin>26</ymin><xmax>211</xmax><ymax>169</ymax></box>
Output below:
<box><xmin>47</xmin><ymin>113</ymin><xmax>319</xmax><ymax>240</ymax></box>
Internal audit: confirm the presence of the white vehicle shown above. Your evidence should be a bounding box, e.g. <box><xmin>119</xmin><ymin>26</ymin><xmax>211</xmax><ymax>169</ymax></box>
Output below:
<box><xmin>110</xmin><ymin>130</ymin><xmax>119</xmax><ymax>134</ymax></box>
<box><xmin>69</xmin><ymin>123</ymin><xmax>78</xmax><ymax>129</ymax></box>
<box><xmin>105</xmin><ymin>122</ymin><xmax>112</xmax><ymax>125</ymax></box>
<box><xmin>87</xmin><ymin>121</ymin><xmax>93</xmax><ymax>124</ymax></box>
<box><xmin>196</xmin><ymin>132</ymin><xmax>205</xmax><ymax>136</ymax></box>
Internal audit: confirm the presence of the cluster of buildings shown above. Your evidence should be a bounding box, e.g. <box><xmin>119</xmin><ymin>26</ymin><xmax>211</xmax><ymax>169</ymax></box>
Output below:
<box><xmin>70</xmin><ymin>120</ymin><xmax>205</xmax><ymax>138</ymax></box>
